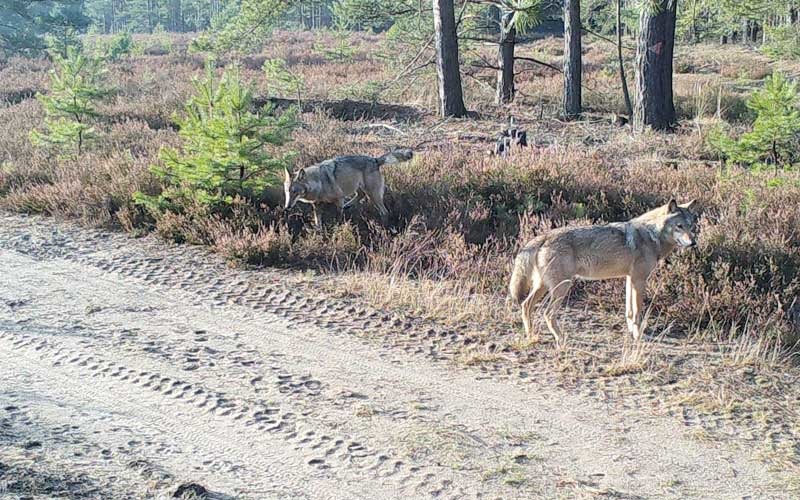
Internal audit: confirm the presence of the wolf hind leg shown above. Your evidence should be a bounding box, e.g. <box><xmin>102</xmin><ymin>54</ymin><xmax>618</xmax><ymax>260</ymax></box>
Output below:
<box><xmin>521</xmin><ymin>272</ymin><xmax>547</xmax><ymax>338</ymax></box>
<box><xmin>343</xmin><ymin>190</ymin><xmax>364</xmax><ymax>209</ymax></box>
<box><xmin>543</xmin><ymin>279</ymin><xmax>571</xmax><ymax>346</ymax></box>
<box><xmin>373</xmin><ymin>199</ymin><xmax>389</xmax><ymax>224</ymax></box>
<box><xmin>364</xmin><ymin>177</ymin><xmax>389</xmax><ymax>224</ymax></box>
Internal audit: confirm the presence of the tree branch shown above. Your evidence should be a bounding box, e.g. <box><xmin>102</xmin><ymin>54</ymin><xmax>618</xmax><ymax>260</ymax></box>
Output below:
<box><xmin>514</xmin><ymin>56</ymin><xmax>562</xmax><ymax>73</ymax></box>
<box><xmin>582</xmin><ymin>26</ymin><xmax>635</xmax><ymax>51</ymax></box>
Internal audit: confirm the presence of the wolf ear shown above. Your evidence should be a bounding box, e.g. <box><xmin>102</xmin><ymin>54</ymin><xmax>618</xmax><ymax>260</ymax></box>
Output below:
<box><xmin>667</xmin><ymin>199</ymin><xmax>679</xmax><ymax>213</ymax></box>
<box><xmin>681</xmin><ymin>199</ymin><xmax>698</xmax><ymax>213</ymax></box>
<box><xmin>296</xmin><ymin>168</ymin><xmax>306</xmax><ymax>181</ymax></box>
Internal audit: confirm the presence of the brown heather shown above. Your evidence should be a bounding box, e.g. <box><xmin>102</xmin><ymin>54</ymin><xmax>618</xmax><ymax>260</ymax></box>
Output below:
<box><xmin>0</xmin><ymin>32</ymin><xmax>798</xmax><ymax>359</ymax></box>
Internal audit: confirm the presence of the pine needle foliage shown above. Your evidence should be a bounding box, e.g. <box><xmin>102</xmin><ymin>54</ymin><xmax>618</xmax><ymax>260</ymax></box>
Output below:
<box><xmin>30</xmin><ymin>47</ymin><xmax>109</xmax><ymax>158</ymax></box>
<box><xmin>136</xmin><ymin>61</ymin><xmax>297</xmax><ymax>212</ymax></box>
<box><xmin>711</xmin><ymin>73</ymin><xmax>800</xmax><ymax>169</ymax></box>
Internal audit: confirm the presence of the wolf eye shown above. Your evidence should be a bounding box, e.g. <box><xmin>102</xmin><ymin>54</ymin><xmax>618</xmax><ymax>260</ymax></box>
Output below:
<box><xmin>676</xmin><ymin>223</ymin><xmax>684</xmax><ymax>229</ymax></box>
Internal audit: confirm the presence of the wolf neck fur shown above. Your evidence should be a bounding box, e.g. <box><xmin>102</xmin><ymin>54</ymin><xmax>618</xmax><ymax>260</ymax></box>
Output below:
<box><xmin>631</xmin><ymin>209</ymin><xmax>676</xmax><ymax>260</ymax></box>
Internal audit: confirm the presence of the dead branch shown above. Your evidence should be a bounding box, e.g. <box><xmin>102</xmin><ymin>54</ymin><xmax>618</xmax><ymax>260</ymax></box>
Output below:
<box><xmin>358</xmin><ymin>123</ymin><xmax>407</xmax><ymax>135</ymax></box>
<box><xmin>515</xmin><ymin>56</ymin><xmax>562</xmax><ymax>73</ymax></box>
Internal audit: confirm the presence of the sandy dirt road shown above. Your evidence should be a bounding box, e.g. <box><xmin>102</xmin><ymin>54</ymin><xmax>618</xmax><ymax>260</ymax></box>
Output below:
<box><xmin>0</xmin><ymin>213</ymin><xmax>783</xmax><ymax>499</ymax></box>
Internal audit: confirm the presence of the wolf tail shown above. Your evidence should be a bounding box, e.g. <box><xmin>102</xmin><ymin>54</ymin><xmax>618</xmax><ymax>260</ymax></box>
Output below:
<box><xmin>377</xmin><ymin>148</ymin><xmax>413</xmax><ymax>166</ymax></box>
<box><xmin>508</xmin><ymin>239</ymin><xmax>543</xmax><ymax>305</ymax></box>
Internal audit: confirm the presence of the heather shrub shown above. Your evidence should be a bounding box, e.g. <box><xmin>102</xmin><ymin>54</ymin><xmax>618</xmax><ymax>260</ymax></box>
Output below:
<box><xmin>210</xmin><ymin>213</ymin><xmax>293</xmax><ymax>266</ymax></box>
<box><xmin>2</xmin><ymin>149</ymin><xmax>159</xmax><ymax>223</ymax></box>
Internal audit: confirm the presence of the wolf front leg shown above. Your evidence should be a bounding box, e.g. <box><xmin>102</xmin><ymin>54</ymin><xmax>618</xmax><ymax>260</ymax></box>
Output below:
<box><xmin>312</xmin><ymin>205</ymin><xmax>322</xmax><ymax>230</ymax></box>
<box><xmin>625</xmin><ymin>275</ymin><xmax>647</xmax><ymax>340</ymax></box>
<box><xmin>334</xmin><ymin>198</ymin><xmax>345</xmax><ymax>223</ymax></box>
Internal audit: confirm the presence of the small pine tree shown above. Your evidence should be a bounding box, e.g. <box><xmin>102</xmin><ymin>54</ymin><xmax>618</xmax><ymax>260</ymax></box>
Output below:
<box><xmin>313</xmin><ymin>22</ymin><xmax>357</xmax><ymax>63</ymax></box>
<box><xmin>44</xmin><ymin>0</ymin><xmax>90</xmax><ymax>58</ymax></box>
<box><xmin>45</xmin><ymin>29</ymin><xmax>83</xmax><ymax>60</ymax></box>
<box><xmin>263</xmin><ymin>58</ymin><xmax>306</xmax><ymax>103</ymax></box>
<box><xmin>105</xmin><ymin>32</ymin><xmax>134</xmax><ymax>61</ymax></box>
<box><xmin>30</xmin><ymin>47</ymin><xmax>109</xmax><ymax>158</ymax></box>
<box><xmin>137</xmin><ymin>61</ymin><xmax>296</xmax><ymax>211</ymax></box>
<box><xmin>711</xmin><ymin>73</ymin><xmax>800</xmax><ymax>170</ymax></box>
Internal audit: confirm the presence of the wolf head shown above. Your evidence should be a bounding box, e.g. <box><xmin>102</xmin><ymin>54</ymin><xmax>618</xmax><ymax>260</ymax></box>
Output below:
<box><xmin>284</xmin><ymin>167</ymin><xmax>308</xmax><ymax>209</ymax></box>
<box><xmin>662</xmin><ymin>199</ymin><xmax>699</xmax><ymax>248</ymax></box>
<box><xmin>379</xmin><ymin>148</ymin><xmax>414</xmax><ymax>166</ymax></box>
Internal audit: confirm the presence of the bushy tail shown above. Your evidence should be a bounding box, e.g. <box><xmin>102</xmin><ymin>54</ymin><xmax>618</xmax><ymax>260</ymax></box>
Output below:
<box><xmin>377</xmin><ymin>148</ymin><xmax>413</xmax><ymax>166</ymax></box>
<box><xmin>508</xmin><ymin>241</ymin><xmax>542</xmax><ymax>304</ymax></box>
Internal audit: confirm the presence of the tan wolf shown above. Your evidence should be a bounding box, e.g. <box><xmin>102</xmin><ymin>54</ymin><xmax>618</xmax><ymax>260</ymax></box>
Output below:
<box><xmin>508</xmin><ymin>199</ymin><xmax>699</xmax><ymax>343</ymax></box>
<box><xmin>284</xmin><ymin>149</ymin><xmax>413</xmax><ymax>228</ymax></box>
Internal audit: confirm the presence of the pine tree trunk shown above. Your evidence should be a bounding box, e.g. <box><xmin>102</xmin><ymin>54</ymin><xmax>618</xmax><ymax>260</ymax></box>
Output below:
<box><xmin>103</xmin><ymin>6</ymin><xmax>112</xmax><ymax>33</ymax></box>
<box><xmin>563</xmin><ymin>0</ymin><xmax>582</xmax><ymax>118</ymax></box>
<box><xmin>741</xmin><ymin>19</ymin><xmax>749</xmax><ymax>44</ymax></box>
<box><xmin>617</xmin><ymin>0</ymin><xmax>633</xmax><ymax>118</ymax></box>
<box><xmin>496</xmin><ymin>11</ymin><xmax>515</xmax><ymax>104</ymax></box>
<box><xmin>170</xmin><ymin>0</ymin><xmax>183</xmax><ymax>32</ymax></box>
<box><xmin>633</xmin><ymin>0</ymin><xmax>677</xmax><ymax>132</ymax></box>
<box><xmin>432</xmin><ymin>0</ymin><xmax>467</xmax><ymax>117</ymax></box>
<box><xmin>751</xmin><ymin>22</ymin><xmax>760</xmax><ymax>43</ymax></box>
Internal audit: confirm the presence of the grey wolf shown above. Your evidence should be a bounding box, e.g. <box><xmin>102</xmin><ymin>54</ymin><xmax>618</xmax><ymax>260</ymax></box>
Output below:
<box><xmin>508</xmin><ymin>199</ymin><xmax>699</xmax><ymax>344</ymax></box>
<box><xmin>284</xmin><ymin>148</ymin><xmax>413</xmax><ymax>228</ymax></box>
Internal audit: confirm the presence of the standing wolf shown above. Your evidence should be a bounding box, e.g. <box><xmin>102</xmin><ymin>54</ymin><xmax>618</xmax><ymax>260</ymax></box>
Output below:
<box><xmin>284</xmin><ymin>148</ymin><xmax>413</xmax><ymax>228</ymax></box>
<box><xmin>509</xmin><ymin>199</ymin><xmax>699</xmax><ymax>343</ymax></box>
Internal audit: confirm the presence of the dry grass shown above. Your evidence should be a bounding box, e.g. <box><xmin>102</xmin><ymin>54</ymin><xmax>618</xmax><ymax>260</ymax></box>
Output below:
<box><xmin>327</xmin><ymin>271</ymin><xmax>507</xmax><ymax>327</ymax></box>
<box><xmin>603</xmin><ymin>338</ymin><xmax>652</xmax><ymax>377</ymax></box>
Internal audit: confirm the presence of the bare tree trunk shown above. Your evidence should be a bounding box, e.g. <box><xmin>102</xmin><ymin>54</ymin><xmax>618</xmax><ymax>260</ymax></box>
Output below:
<box><xmin>617</xmin><ymin>0</ymin><xmax>633</xmax><ymax>118</ymax></box>
<box><xmin>496</xmin><ymin>10</ymin><xmax>515</xmax><ymax>104</ymax></box>
<box><xmin>750</xmin><ymin>21</ymin><xmax>760</xmax><ymax>42</ymax></box>
<box><xmin>170</xmin><ymin>0</ymin><xmax>183</xmax><ymax>32</ymax></box>
<box><xmin>103</xmin><ymin>5</ymin><xmax>112</xmax><ymax>33</ymax></box>
<box><xmin>563</xmin><ymin>0</ymin><xmax>582</xmax><ymax>118</ymax></box>
<box><xmin>432</xmin><ymin>0</ymin><xmax>467</xmax><ymax>117</ymax></box>
<box><xmin>633</xmin><ymin>0</ymin><xmax>677</xmax><ymax>132</ymax></box>
<box><xmin>148</xmin><ymin>0</ymin><xmax>155</xmax><ymax>32</ymax></box>
<box><xmin>741</xmin><ymin>19</ymin><xmax>749</xmax><ymax>44</ymax></box>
